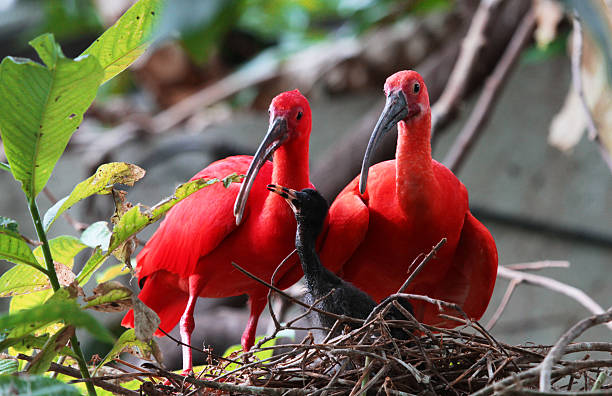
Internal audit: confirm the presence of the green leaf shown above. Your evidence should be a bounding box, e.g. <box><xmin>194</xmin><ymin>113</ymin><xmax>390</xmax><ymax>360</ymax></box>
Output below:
<box><xmin>0</xmin><ymin>34</ymin><xmax>103</xmax><ymax>200</ymax></box>
<box><xmin>43</xmin><ymin>162</ymin><xmax>146</xmax><ymax>231</ymax></box>
<box><xmin>0</xmin><ymin>162</ymin><xmax>9</xmax><ymax>172</ymax></box>
<box><xmin>0</xmin><ymin>333</ymin><xmax>75</xmax><ymax>358</ymax></box>
<box><xmin>96</xmin><ymin>263</ymin><xmax>130</xmax><ymax>283</ymax></box>
<box><xmin>95</xmin><ymin>328</ymin><xmax>157</xmax><ymax>374</ymax></box>
<box><xmin>0</xmin><ymin>217</ymin><xmax>19</xmax><ymax>233</ymax></box>
<box><xmin>0</xmin><ymin>236</ymin><xmax>85</xmax><ymax>298</ymax></box>
<box><xmin>0</xmin><ymin>360</ymin><xmax>18</xmax><ymax>375</ymax></box>
<box><xmin>76</xmin><ymin>174</ymin><xmax>242</xmax><ymax>285</ymax></box>
<box><xmin>0</xmin><ymin>227</ymin><xmax>44</xmax><ymax>272</ymax></box>
<box><xmin>81</xmin><ymin>221</ymin><xmax>112</xmax><ymax>250</ymax></box>
<box><xmin>0</xmin><ymin>375</ymin><xmax>81</xmax><ymax>396</ymax></box>
<box><xmin>80</xmin><ymin>0</ymin><xmax>165</xmax><ymax>84</ymax></box>
<box><xmin>0</xmin><ymin>265</ymin><xmax>48</xmax><ymax>297</ymax></box>
<box><xmin>33</xmin><ymin>236</ymin><xmax>87</xmax><ymax>268</ymax></box>
<box><xmin>30</xmin><ymin>33</ymin><xmax>63</xmax><ymax>68</ymax></box>
<box><xmin>82</xmin><ymin>281</ymin><xmax>133</xmax><ymax>311</ymax></box>
<box><xmin>0</xmin><ymin>298</ymin><xmax>114</xmax><ymax>343</ymax></box>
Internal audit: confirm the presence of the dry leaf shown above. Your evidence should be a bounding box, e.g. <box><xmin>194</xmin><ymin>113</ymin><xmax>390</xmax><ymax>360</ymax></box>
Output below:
<box><xmin>133</xmin><ymin>297</ymin><xmax>161</xmax><ymax>342</ymax></box>
<box><xmin>548</xmin><ymin>29</ymin><xmax>612</xmax><ymax>153</ymax></box>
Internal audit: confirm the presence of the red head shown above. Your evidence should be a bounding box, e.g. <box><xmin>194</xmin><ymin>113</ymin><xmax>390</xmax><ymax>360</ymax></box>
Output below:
<box><xmin>359</xmin><ymin>70</ymin><xmax>430</xmax><ymax>194</ymax></box>
<box><xmin>269</xmin><ymin>89</ymin><xmax>312</xmax><ymax>143</ymax></box>
<box><xmin>234</xmin><ymin>89</ymin><xmax>312</xmax><ymax>225</ymax></box>
<box><xmin>383</xmin><ymin>70</ymin><xmax>430</xmax><ymax>123</ymax></box>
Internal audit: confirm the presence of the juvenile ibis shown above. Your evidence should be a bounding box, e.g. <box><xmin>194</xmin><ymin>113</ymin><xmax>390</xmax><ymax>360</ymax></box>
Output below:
<box><xmin>267</xmin><ymin>184</ymin><xmax>413</xmax><ymax>338</ymax></box>
<box><xmin>318</xmin><ymin>70</ymin><xmax>498</xmax><ymax>327</ymax></box>
<box><xmin>122</xmin><ymin>90</ymin><xmax>314</xmax><ymax>373</ymax></box>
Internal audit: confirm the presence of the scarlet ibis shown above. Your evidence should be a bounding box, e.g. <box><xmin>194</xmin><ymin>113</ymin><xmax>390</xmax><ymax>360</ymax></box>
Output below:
<box><xmin>318</xmin><ymin>70</ymin><xmax>498</xmax><ymax>327</ymax></box>
<box><xmin>122</xmin><ymin>90</ymin><xmax>314</xmax><ymax>373</ymax></box>
<box><xmin>267</xmin><ymin>184</ymin><xmax>413</xmax><ymax>339</ymax></box>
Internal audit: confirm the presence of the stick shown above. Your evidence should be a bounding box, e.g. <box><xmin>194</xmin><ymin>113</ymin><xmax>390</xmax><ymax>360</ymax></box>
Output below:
<box><xmin>539</xmin><ymin>308</ymin><xmax>612</xmax><ymax>392</ymax></box>
<box><xmin>443</xmin><ymin>7</ymin><xmax>536</xmax><ymax>173</ymax></box>
<box><xmin>397</xmin><ymin>238</ymin><xmax>446</xmax><ymax>294</ymax></box>
<box><xmin>431</xmin><ymin>0</ymin><xmax>504</xmax><ymax>134</ymax></box>
<box><xmin>497</xmin><ymin>266</ymin><xmax>612</xmax><ymax>331</ymax></box>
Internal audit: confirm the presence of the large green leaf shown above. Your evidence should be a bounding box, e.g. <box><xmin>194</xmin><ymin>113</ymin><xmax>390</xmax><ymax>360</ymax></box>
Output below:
<box><xmin>0</xmin><ymin>265</ymin><xmax>48</xmax><ymax>298</ymax></box>
<box><xmin>0</xmin><ymin>298</ymin><xmax>113</xmax><ymax>343</ymax></box>
<box><xmin>76</xmin><ymin>174</ymin><xmax>242</xmax><ymax>285</ymax></box>
<box><xmin>43</xmin><ymin>162</ymin><xmax>145</xmax><ymax>231</ymax></box>
<box><xmin>33</xmin><ymin>235</ymin><xmax>87</xmax><ymax>268</ymax></box>
<box><xmin>0</xmin><ymin>375</ymin><xmax>81</xmax><ymax>396</ymax></box>
<box><xmin>80</xmin><ymin>0</ymin><xmax>165</xmax><ymax>83</ymax></box>
<box><xmin>0</xmin><ymin>236</ymin><xmax>87</xmax><ymax>297</ymax></box>
<box><xmin>0</xmin><ymin>227</ymin><xmax>43</xmax><ymax>272</ymax></box>
<box><xmin>0</xmin><ymin>34</ymin><xmax>103</xmax><ymax>200</ymax></box>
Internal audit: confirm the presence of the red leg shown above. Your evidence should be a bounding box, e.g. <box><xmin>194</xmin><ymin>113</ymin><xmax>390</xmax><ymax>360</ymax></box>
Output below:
<box><xmin>241</xmin><ymin>292</ymin><xmax>267</xmax><ymax>350</ymax></box>
<box><xmin>179</xmin><ymin>275</ymin><xmax>205</xmax><ymax>374</ymax></box>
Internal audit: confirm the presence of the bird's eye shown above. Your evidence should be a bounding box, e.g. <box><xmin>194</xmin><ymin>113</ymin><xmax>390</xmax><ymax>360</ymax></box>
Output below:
<box><xmin>296</xmin><ymin>111</ymin><xmax>303</xmax><ymax>121</ymax></box>
<box><xmin>413</xmin><ymin>82</ymin><xmax>420</xmax><ymax>94</ymax></box>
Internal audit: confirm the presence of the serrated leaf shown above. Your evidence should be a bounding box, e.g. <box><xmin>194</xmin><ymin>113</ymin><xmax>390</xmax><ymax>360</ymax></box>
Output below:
<box><xmin>0</xmin><ymin>375</ymin><xmax>81</xmax><ymax>395</ymax></box>
<box><xmin>43</xmin><ymin>162</ymin><xmax>145</xmax><ymax>231</ymax></box>
<box><xmin>80</xmin><ymin>221</ymin><xmax>112</xmax><ymax>250</ymax></box>
<box><xmin>0</xmin><ymin>360</ymin><xmax>18</xmax><ymax>375</ymax></box>
<box><xmin>76</xmin><ymin>174</ymin><xmax>242</xmax><ymax>285</ymax></box>
<box><xmin>0</xmin><ymin>227</ymin><xmax>43</xmax><ymax>272</ymax></box>
<box><xmin>96</xmin><ymin>263</ymin><xmax>131</xmax><ymax>283</ymax></box>
<box><xmin>83</xmin><ymin>281</ymin><xmax>133</xmax><ymax>312</ymax></box>
<box><xmin>95</xmin><ymin>328</ymin><xmax>157</xmax><ymax>374</ymax></box>
<box><xmin>0</xmin><ymin>34</ymin><xmax>103</xmax><ymax>199</ymax></box>
<box><xmin>1</xmin><ymin>298</ymin><xmax>113</xmax><ymax>343</ymax></box>
<box><xmin>80</xmin><ymin>0</ymin><xmax>165</xmax><ymax>84</ymax></box>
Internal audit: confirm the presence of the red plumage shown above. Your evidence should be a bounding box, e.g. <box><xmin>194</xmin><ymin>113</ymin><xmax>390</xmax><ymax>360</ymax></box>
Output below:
<box><xmin>319</xmin><ymin>71</ymin><xmax>498</xmax><ymax>327</ymax></box>
<box><xmin>122</xmin><ymin>90</ymin><xmax>314</xmax><ymax>373</ymax></box>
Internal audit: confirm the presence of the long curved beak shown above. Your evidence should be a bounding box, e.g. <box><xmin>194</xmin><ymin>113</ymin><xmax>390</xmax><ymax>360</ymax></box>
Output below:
<box><xmin>358</xmin><ymin>90</ymin><xmax>409</xmax><ymax>195</ymax></box>
<box><xmin>266</xmin><ymin>184</ymin><xmax>299</xmax><ymax>214</ymax></box>
<box><xmin>234</xmin><ymin>117</ymin><xmax>289</xmax><ymax>225</ymax></box>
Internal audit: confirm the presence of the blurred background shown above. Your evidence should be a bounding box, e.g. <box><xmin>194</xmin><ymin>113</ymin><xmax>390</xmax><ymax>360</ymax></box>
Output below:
<box><xmin>0</xmin><ymin>0</ymin><xmax>610</xmax><ymax>370</ymax></box>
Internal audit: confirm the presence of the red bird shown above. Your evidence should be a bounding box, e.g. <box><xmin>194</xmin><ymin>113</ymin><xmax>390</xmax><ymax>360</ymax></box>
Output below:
<box><xmin>318</xmin><ymin>70</ymin><xmax>498</xmax><ymax>327</ymax></box>
<box><xmin>122</xmin><ymin>90</ymin><xmax>313</xmax><ymax>373</ymax></box>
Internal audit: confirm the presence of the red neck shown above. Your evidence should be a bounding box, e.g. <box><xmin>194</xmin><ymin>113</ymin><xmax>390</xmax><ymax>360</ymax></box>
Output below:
<box><xmin>395</xmin><ymin>110</ymin><xmax>436</xmax><ymax>215</ymax></box>
<box><xmin>271</xmin><ymin>136</ymin><xmax>310</xmax><ymax>189</ymax></box>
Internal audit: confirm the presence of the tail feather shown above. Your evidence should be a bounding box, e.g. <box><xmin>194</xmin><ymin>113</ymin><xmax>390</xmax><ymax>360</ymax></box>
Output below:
<box><xmin>121</xmin><ymin>271</ymin><xmax>188</xmax><ymax>337</ymax></box>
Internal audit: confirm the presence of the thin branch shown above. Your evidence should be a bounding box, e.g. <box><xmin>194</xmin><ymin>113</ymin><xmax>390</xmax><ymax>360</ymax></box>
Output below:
<box><xmin>497</xmin><ymin>266</ymin><xmax>612</xmax><ymax>331</ymax></box>
<box><xmin>504</xmin><ymin>260</ymin><xmax>570</xmax><ymax>271</ymax></box>
<box><xmin>485</xmin><ymin>278</ymin><xmax>519</xmax><ymax>330</ymax></box>
<box><xmin>231</xmin><ymin>262</ymin><xmax>363</xmax><ymax>324</ymax></box>
<box><xmin>570</xmin><ymin>14</ymin><xmax>612</xmax><ymax>174</ymax></box>
<box><xmin>443</xmin><ymin>7</ymin><xmax>536</xmax><ymax>173</ymax></box>
<box><xmin>16</xmin><ymin>354</ymin><xmax>139</xmax><ymax>396</ymax></box>
<box><xmin>539</xmin><ymin>308</ymin><xmax>612</xmax><ymax>391</ymax></box>
<box><xmin>431</xmin><ymin>0</ymin><xmax>504</xmax><ymax>134</ymax></box>
<box><xmin>397</xmin><ymin>238</ymin><xmax>446</xmax><ymax>294</ymax></box>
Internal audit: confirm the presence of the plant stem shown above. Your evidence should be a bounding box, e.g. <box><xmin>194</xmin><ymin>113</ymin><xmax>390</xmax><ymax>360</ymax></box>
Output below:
<box><xmin>28</xmin><ymin>197</ymin><xmax>97</xmax><ymax>396</ymax></box>
<box><xmin>28</xmin><ymin>198</ymin><xmax>60</xmax><ymax>291</ymax></box>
